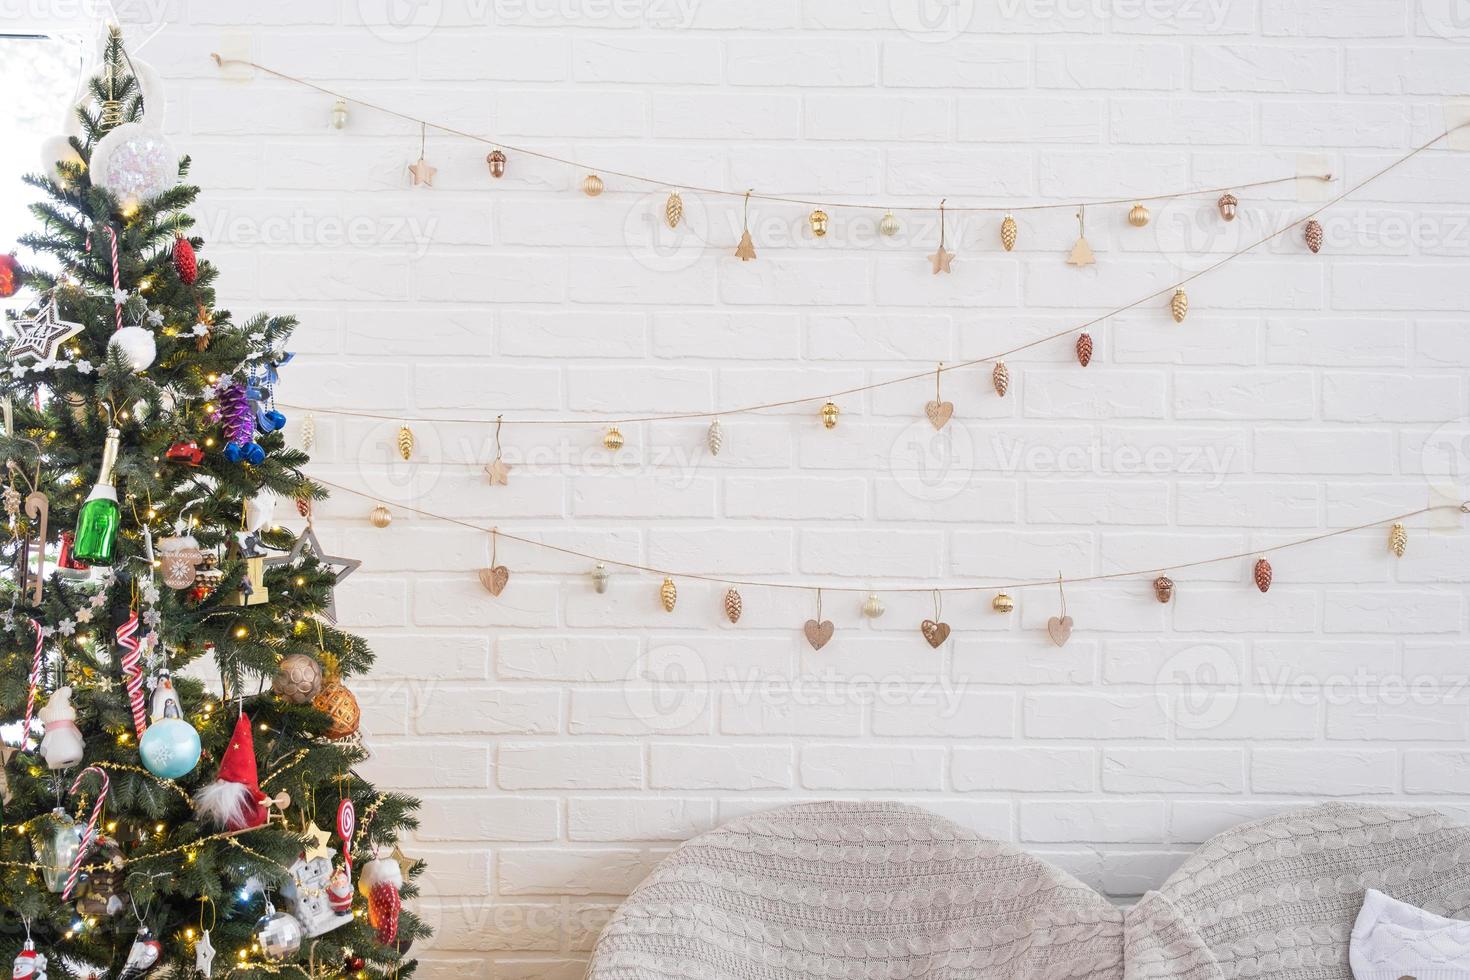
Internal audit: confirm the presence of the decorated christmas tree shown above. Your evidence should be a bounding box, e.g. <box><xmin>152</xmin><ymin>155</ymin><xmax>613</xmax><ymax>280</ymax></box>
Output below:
<box><xmin>0</xmin><ymin>29</ymin><xmax>426</xmax><ymax>979</ymax></box>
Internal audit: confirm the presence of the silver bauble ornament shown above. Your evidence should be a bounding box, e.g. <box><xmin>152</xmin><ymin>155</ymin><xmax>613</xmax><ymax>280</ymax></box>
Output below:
<box><xmin>253</xmin><ymin>904</ymin><xmax>304</xmax><ymax>961</ymax></box>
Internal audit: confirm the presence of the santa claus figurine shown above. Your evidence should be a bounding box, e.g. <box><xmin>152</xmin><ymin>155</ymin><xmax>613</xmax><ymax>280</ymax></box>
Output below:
<box><xmin>192</xmin><ymin>713</ymin><xmax>270</xmax><ymax>831</ymax></box>
<box><xmin>12</xmin><ymin>939</ymin><xmax>47</xmax><ymax>980</ymax></box>
<box><xmin>327</xmin><ymin>866</ymin><xmax>353</xmax><ymax>914</ymax></box>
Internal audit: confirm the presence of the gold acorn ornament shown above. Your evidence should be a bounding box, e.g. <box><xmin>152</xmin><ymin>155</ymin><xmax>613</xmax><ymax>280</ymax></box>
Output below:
<box><xmin>368</xmin><ymin>504</ymin><xmax>392</xmax><ymax>529</ymax></box>
<box><xmin>1128</xmin><ymin>202</ymin><xmax>1150</xmax><ymax>227</ymax></box>
<box><xmin>723</xmin><ymin>587</ymin><xmax>742</xmax><ymax>624</ymax></box>
<box><xmin>659</xmin><ymin>577</ymin><xmax>677</xmax><ymax>612</ymax></box>
<box><xmin>664</xmin><ymin>190</ymin><xmax>683</xmax><ymax>228</ymax></box>
<box><xmin>809</xmin><ymin>209</ymin><xmax>829</xmax><ymax>237</ymax></box>
<box><xmin>1218</xmin><ymin>192</ymin><xmax>1238</xmax><ymax>221</ymax></box>
<box><xmin>602</xmin><ymin>426</ymin><xmax>624</xmax><ymax>450</ymax></box>
<box><xmin>735</xmin><ymin>189</ymin><xmax>757</xmax><ymax>261</ymax></box>
<box><xmin>581</xmin><ymin>173</ymin><xmax>604</xmax><ymax>197</ymax></box>
<box><xmin>1388</xmin><ymin>522</ymin><xmax>1407</xmax><ymax>558</ymax></box>
<box><xmin>991</xmin><ymin>592</ymin><xmax>1014</xmax><ymax>614</ymax></box>
<box><xmin>1304</xmin><ymin>218</ymin><xmax>1323</xmax><ymax>254</ymax></box>
<box><xmin>591</xmin><ymin>563</ymin><xmax>610</xmax><ymax>594</ymax></box>
<box><xmin>1253</xmin><ymin>557</ymin><xmax>1273</xmax><ymax>593</ymax></box>
<box><xmin>1075</xmin><ymin>332</ymin><xmax>1094</xmax><ymax>367</ymax></box>
<box><xmin>706</xmin><ymin>419</ymin><xmax>723</xmax><ymax>457</ymax></box>
<box><xmin>820</xmin><ymin>401</ymin><xmax>839</xmax><ymax>430</ymax></box>
<box><xmin>992</xmin><ymin>361</ymin><xmax>1010</xmax><ymax>398</ymax></box>
<box><xmin>486</xmin><ymin>149</ymin><xmax>506</xmax><ymax>178</ymax></box>
<box><xmin>879</xmin><ymin>211</ymin><xmax>900</xmax><ymax>237</ymax></box>
<box><xmin>1170</xmin><ymin>288</ymin><xmax>1189</xmax><ymax>324</ymax></box>
<box><xmin>1000</xmin><ymin>212</ymin><xmax>1017</xmax><ymax>252</ymax></box>
<box><xmin>1153</xmin><ymin>575</ymin><xmax>1174</xmax><ymax>603</ymax></box>
<box><xmin>396</xmin><ymin>424</ymin><xmax>414</xmax><ymax>461</ymax></box>
<box><xmin>862</xmin><ymin>592</ymin><xmax>885</xmax><ymax>618</ymax></box>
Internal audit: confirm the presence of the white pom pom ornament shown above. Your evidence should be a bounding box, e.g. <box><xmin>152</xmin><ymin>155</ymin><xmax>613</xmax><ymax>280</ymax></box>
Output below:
<box><xmin>109</xmin><ymin>326</ymin><xmax>156</xmax><ymax>372</ymax></box>
<box><xmin>39</xmin><ymin>135</ymin><xmax>84</xmax><ymax>184</ymax></box>
<box><xmin>90</xmin><ymin>122</ymin><xmax>176</xmax><ymax>206</ymax></box>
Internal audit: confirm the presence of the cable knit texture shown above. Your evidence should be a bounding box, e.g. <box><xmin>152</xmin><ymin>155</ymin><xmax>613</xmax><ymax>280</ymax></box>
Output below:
<box><xmin>587</xmin><ymin>801</ymin><xmax>1470</xmax><ymax>980</ymax></box>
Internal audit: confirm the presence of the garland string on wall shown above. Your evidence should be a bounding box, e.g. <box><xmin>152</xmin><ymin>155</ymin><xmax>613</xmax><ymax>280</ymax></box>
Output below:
<box><xmin>311</xmin><ymin>476</ymin><xmax>1467</xmax><ymax>647</ymax></box>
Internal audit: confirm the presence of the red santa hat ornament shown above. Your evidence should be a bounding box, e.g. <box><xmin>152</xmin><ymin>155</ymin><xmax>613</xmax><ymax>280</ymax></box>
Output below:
<box><xmin>359</xmin><ymin>856</ymin><xmax>403</xmax><ymax>945</ymax></box>
<box><xmin>193</xmin><ymin>713</ymin><xmax>270</xmax><ymax>832</ymax></box>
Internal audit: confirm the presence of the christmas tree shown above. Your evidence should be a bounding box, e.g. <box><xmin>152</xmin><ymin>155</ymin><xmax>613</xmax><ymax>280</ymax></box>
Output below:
<box><xmin>0</xmin><ymin>29</ymin><xmax>426</xmax><ymax>979</ymax></box>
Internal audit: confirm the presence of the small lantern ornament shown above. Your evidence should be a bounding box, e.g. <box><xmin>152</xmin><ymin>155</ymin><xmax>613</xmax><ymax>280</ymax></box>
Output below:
<box><xmin>1153</xmin><ymin>575</ymin><xmax>1174</xmax><ymax>603</ymax></box>
<box><xmin>591</xmin><ymin>563</ymin><xmax>610</xmax><ymax>593</ymax></box>
<box><xmin>1304</xmin><ymin>218</ymin><xmax>1323</xmax><ymax>253</ymax></box>
<box><xmin>1128</xmin><ymin>202</ymin><xmax>1150</xmax><ymax>227</ymax></box>
<box><xmin>369</xmin><ymin>504</ymin><xmax>392</xmax><ymax>528</ymax></box>
<box><xmin>1170</xmin><ymin>288</ymin><xmax>1189</xmax><ymax>324</ymax></box>
<box><xmin>1218</xmin><ymin>192</ymin><xmax>1238</xmax><ymax>221</ymax></box>
<box><xmin>486</xmin><ymin>149</ymin><xmax>506</xmax><ymax>178</ymax></box>
<box><xmin>581</xmin><ymin>173</ymin><xmax>604</xmax><ymax>197</ymax></box>
<box><xmin>821</xmin><ymin>401</ymin><xmax>840</xmax><ymax>430</ymax></box>
<box><xmin>809</xmin><ymin>209</ymin><xmax>829</xmax><ymax>237</ymax></box>
<box><xmin>991</xmin><ymin>592</ymin><xmax>1014</xmax><ymax>614</ymax></box>
<box><xmin>660</xmin><ymin>577</ymin><xmax>677</xmax><ymax>612</ymax></box>
<box><xmin>1253</xmin><ymin>557</ymin><xmax>1273</xmax><ymax>593</ymax></box>
<box><xmin>1076</xmin><ymin>332</ymin><xmax>1094</xmax><ymax>367</ymax></box>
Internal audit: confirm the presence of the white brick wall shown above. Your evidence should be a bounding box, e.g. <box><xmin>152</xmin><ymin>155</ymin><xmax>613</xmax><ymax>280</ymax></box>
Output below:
<box><xmin>135</xmin><ymin>3</ymin><xmax>1470</xmax><ymax>975</ymax></box>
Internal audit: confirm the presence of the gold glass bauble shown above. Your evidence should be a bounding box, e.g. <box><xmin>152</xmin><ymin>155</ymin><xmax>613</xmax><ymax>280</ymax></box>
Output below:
<box><xmin>991</xmin><ymin>592</ymin><xmax>1014</xmax><ymax>613</ymax></box>
<box><xmin>313</xmin><ymin>682</ymin><xmax>361</xmax><ymax>740</ymax></box>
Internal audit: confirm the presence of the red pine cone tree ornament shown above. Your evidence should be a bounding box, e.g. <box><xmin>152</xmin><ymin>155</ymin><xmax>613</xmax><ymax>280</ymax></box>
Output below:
<box><xmin>1075</xmin><ymin>332</ymin><xmax>1093</xmax><ymax>367</ymax></box>
<box><xmin>1253</xmin><ymin>557</ymin><xmax>1273</xmax><ymax>593</ymax></box>
<box><xmin>0</xmin><ymin>253</ymin><xmax>18</xmax><ymax>298</ymax></box>
<box><xmin>172</xmin><ymin>233</ymin><xmax>198</xmax><ymax>284</ymax></box>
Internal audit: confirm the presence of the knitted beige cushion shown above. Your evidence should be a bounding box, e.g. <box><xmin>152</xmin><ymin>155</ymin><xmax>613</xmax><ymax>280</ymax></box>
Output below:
<box><xmin>588</xmin><ymin>800</ymin><xmax>1126</xmax><ymax>980</ymax></box>
<box><xmin>1123</xmin><ymin>802</ymin><xmax>1470</xmax><ymax>980</ymax></box>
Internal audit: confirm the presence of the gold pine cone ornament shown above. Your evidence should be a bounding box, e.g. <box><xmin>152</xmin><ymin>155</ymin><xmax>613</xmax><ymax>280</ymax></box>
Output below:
<box><xmin>660</xmin><ymin>577</ymin><xmax>677</xmax><ymax>612</ymax></box>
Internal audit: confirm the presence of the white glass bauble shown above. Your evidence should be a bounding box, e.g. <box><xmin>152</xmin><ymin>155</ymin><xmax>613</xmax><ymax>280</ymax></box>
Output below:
<box><xmin>90</xmin><ymin>122</ymin><xmax>176</xmax><ymax>205</ymax></box>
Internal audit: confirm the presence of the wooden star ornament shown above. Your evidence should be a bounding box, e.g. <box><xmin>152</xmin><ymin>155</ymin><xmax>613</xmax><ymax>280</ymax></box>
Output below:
<box><xmin>928</xmin><ymin>245</ymin><xmax>954</xmax><ymax>275</ymax></box>
<box><xmin>485</xmin><ymin>459</ymin><xmax>511</xmax><ymax>486</ymax></box>
<box><xmin>302</xmin><ymin>820</ymin><xmax>334</xmax><ymax>863</ymax></box>
<box><xmin>8</xmin><ymin>294</ymin><xmax>83</xmax><ymax>363</ymax></box>
<box><xmin>408</xmin><ymin>157</ymin><xmax>437</xmax><ymax>187</ymax></box>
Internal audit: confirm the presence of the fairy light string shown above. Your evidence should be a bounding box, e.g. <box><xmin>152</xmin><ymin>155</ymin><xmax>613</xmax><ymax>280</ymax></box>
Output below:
<box><xmin>311</xmin><ymin>476</ymin><xmax>1467</xmax><ymax>596</ymax></box>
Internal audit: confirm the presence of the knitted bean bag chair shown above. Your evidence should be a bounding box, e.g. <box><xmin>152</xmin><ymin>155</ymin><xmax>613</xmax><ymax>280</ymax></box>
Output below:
<box><xmin>587</xmin><ymin>800</ymin><xmax>1126</xmax><ymax>980</ymax></box>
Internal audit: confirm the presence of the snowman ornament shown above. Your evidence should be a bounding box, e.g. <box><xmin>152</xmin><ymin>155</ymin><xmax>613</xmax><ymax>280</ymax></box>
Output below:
<box><xmin>12</xmin><ymin>939</ymin><xmax>46</xmax><ymax>980</ymax></box>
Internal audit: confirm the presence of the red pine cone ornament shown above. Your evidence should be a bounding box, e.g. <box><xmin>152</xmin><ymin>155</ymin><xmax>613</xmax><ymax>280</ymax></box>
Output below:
<box><xmin>0</xmin><ymin>253</ymin><xmax>19</xmax><ymax>298</ymax></box>
<box><xmin>1253</xmin><ymin>557</ymin><xmax>1273</xmax><ymax>593</ymax></box>
<box><xmin>1075</xmin><ymin>332</ymin><xmax>1093</xmax><ymax>368</ymax></box>
<box><xmin>172</xmin><ymin>233</ymin><xmax>198</xmax><ymax>284</ymax></box>
<box><xmin>360</xmin><ymin>857</ymin><xmax>404</xmax><ymax>945</ymax></box>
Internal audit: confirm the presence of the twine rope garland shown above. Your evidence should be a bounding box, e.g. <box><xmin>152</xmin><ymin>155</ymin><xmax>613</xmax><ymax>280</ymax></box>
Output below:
<box><xmin>311</xmin><ymin>476</ymin><xmax>1466</xmax><ymax>596</ymax></box>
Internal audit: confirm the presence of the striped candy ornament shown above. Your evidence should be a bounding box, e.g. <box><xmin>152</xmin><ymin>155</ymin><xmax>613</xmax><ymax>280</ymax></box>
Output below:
<box><xmin>85</xmin><ymin>225</ymin><xmax>124</xmax><ymax>332</ymax></box>
<box><xmin>21</xmin><ymin>618</ymin><xmax>44</xmax><ymax>746</ymax></box>
<box><xmin>116</xmin><ymin>610</ymin><xmax>148</xmax><ymax>738</ymax></box>
<box><xmin>62</xmin><ymin>766</ymin><xmax>111</xmax><ymax>901</ymax></box>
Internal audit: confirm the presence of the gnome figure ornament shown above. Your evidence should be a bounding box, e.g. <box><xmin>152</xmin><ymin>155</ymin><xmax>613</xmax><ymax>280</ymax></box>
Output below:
<box><xmin>38</xmin><ymin>687</ymin><xmax>85</xmax><ymax>770</ymax></box>
<box><xmin>193</xmin><ymin>713</ymin><xmax>269</xmax><ymax>831</ymax></box>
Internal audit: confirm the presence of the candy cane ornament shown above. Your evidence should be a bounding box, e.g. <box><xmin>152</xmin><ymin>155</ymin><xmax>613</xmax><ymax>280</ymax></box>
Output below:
<box><xmin>63</xmin><ymin>766</ymin><xmax>110</xmax><ymax>901</ymax></box>
<box><xmin>86</xmin><ymin>225</ymin><xmax>124</xmax><ymax>332</ymax></box>
<box><xmin>337</xmin><ymin>798</ymin><xmax>356</xmax><ymax>877</ymax></box>
<box><xmin>20</xmin><ymin>619</ymin><xmax>44</xmax><ymax>747</ymax></box>
<box><xmin>116</xmin><ymin>610</ymin><xmax>148</xmax><ymax>738</ymax></box>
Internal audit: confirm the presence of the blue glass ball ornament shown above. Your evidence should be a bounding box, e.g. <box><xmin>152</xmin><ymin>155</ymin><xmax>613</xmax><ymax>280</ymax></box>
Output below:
<box><xmin>138</xmin><ymin>716</ymin><xmax>202</xmax><ymax>779</ymax></box>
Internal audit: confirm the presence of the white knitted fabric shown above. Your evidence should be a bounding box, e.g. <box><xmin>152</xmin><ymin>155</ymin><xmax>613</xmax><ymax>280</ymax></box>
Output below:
<box><xmin>587</xmin><ymin>801</ymin><xmax>1470</xmax><ymax>980</ymax></box>
<box><xmin>1349</xmin><ymin>888</ymin><xmax>1470</xmax><ymax>980</ymax></box>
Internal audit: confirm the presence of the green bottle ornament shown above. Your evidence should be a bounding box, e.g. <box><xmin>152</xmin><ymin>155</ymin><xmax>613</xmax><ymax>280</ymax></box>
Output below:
<box><xmin>73</xmin><ymin>427</ymin><xmax>122</xmax><ymax>565</ymax></box>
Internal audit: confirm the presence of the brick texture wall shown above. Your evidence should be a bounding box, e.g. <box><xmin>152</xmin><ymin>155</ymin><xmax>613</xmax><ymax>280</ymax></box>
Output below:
<box><xmin>133</xmin><ymin>2</ymin><xmax>1470</xmax><ymax>975</ymax></box>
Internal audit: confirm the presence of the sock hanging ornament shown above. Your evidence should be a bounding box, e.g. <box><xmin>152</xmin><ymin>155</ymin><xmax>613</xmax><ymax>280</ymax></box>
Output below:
<box><xmin>359</xmin><ymin>856</ymin><xmax>403</xmax><ymax>945</ymax></box>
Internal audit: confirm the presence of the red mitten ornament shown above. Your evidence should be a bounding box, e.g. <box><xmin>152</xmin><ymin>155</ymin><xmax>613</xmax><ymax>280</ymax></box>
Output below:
<box><xmin>359</xmin><ymin>857</ymin><xmax>403</xmax><ymax>945</ymax></box>
<box><xmin>172</xmin><ymin>233</ymin><xmax>198</xmax><ymax>284</ymax></box>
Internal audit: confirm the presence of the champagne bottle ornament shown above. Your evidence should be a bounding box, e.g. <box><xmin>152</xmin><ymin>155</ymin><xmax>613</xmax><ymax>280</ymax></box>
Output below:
<box><xmin>73</xmin><ymin>428</ymin><xmax>122</xmax><ymax>564</ymax></box>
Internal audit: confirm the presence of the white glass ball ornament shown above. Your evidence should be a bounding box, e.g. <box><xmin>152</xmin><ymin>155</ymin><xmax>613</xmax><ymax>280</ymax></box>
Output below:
<box><xmin>253</xmin><ymin>903</ymin><xmax>305</xmax><ymax>961</ymax></box>
<box><xmin>90</xmin><ymin>122</ymin><xmax>177</xmax><ymax>206</ymax></box>
<box><xmin>108</xmin><ymin>326</ymin><xmax>156</xmax><ymax>371</ymax></box>
<box><xmin>39</xmin><ymin>135</ymin><xmax>84</xmax><ymax>184</ymax></box>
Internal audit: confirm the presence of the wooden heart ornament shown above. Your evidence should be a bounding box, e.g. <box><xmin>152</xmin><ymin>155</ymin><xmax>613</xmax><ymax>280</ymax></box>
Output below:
<box><xmin>1046</xmin><ymin>615</ymin><xmax>1073</xmax><ymax>647</ymax></box>
<box><xmin>920</xmin><ymin>619</ymin><xmax>950</xmax><ymax>649</ymax></box>
<box><xmin>924</xmin><ymin>400</ymin><xmax>954</xmax><ymax>430</ymax></box>
<box><xmin>803</xmin><ymin>619</ymin><xmax>834</xmax><ymax>651</ymax></box>
<box><xmin>478</xmin><ymin>565</ymin><xmax>510</xmax><ymax>596</ymax></box>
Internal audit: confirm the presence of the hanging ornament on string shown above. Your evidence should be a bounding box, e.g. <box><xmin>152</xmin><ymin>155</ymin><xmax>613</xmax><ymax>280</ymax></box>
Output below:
<box><xmin>117</xmin><ymin>925</ymin><xmax>162</xmax><ymax>980</ymax></box>
<box><xmin>329</xmin><ymin>99</ymin><xmax>349</xmax><ymax>129</ymax></box>
<box><xmin>928</xmin><ymin>199</ymin><xmax>954</xmax><ymax>274</ymax></box>
<box><xmin>735</xmin><ymin>189</ymin><xmax>757</xmax><ymax>261</ymax></box>
<box><xmin>660</xmin><ymin>576</ymin><xmax>677</xmax><ymax>612</ymax></box>
<box><xmin>486</xmin><ymin>148</ymin><xmax>506</xmax><ymax>177</ymax></box>
<box><xmin>921</xmin><ymin>591</ymin><xmax>950</xmax><ymax>649</ymax></box>
<box><xmin>591</xmin><ymin>563</ymin><xmax>610</xmax><ymax>593</ymax></box>
<box><xmin>1388</xmin><ymin>522</ymin><xmax>1407</xmax><ymax>557</ymax></box>
<box><xmin>1171</xmin><ymin>288</ymin><xmax>1189</xmax><ymax>323</ymax></box>
<box><xmin>12</xmin><ymin>936</ymin><xmax>46</xmax><ymax>980</ymax></box>
<box><xmin>1066</xmin><ymin>205</ymin><xmax>1095</xmax><ymax>267</ymax></box>
<box><xmin>215</xmin><ymin>381</ymin><xmax>265</xmax><ymax>465</ymax></box>
<box><xmin>360</xmin><ymin>857</ymin><xmax>404</xmax><ymax>945</ymax></box>
<box><xmin>1076</xmin><ymin>332</ymin><xmax>1094</xmax><ymax>367</ymax></box>
<box><xmin>252</xmin><ymin>899</ymin><xmax>304</xmax><ymax>962</ymax></box>
<box><xmin>158</xmin><ymin>534</ymin><xmax>203</xmax><ymax>588</ymax></box>
<box><xmin>821</xmin><ymin>401</ymin><xmax>839</xmax><ymax>430</ymax></box>
<box><xmin>485</xmin><ymin>415</ymin><xmax>511</xmax><ymax>485</ymax></box>
<box><xmin>172</xmin><ymin>229</ymin><xmax>197</xmax><ymax>284</ymax></box>
<box><xmin>36</xmin><ymin>808</ymin><xmax>81</xmax><ymax>893</ymax></box>
<box><xmin>706</xmin><ymin>418</ymin><xmax>723</xmax><ymax>457</ymax></box>
<box><xmin>723</xmin><ymin>587</ymin><xmax>742</xmax><ymax>623</ymax></box>
<box><xmin>1218</xmin><ymin>192</ymin><xmax>1238</xmax><ymax>221</ymax></box>
<box><xmin>396</xmin><ymin>423</ymin><xmax>414</xmax><ymax>461</ymax></box>
<box><xmin>925</xmin><ymin>363</ymin><xmax>954</xmax><ymax>430</ymax></box>
<box><xmin>90</xmin><ymin>122</ymin><xmax>177</xmax><ymax>207</ymax></box>
<box><xmin>992</xmin><ymin>361</ymin><xmax>1009</xmax><ymax>398</ymax></box>
<box><xmin>1046</xmin><ymin>574</ymin><xmax>1073</xmax><ymax>647</ymax></box>
<box><xmin>407</xmin><ymin>123</ymin><xmax>436</xmax><ymax>187</ymax></box>
<box><xmin>369</xmin><ymin>503</ymin><xmax>392</xmax><ymax>528</ymax></box>
<box><xmin>478</xmin><ymin>530</ymin><xmax>510</xmax><ymax>597</ymax></box>
<box><xmin>109</xmin><ymin>322</ymin><xmax>157</xmax><ymax>372</ymax></box>
<box><xmin>38</xmin><ymin>687</ymin><xmax>84</xmax><ymax>771</ymax></box>
<box><xmin>582</xmin><ymin>173</ymin><xmax>604</xmax><ymax>197</ymax></box>
<box><xmin>138</xmin><ymin>674</ymin><xmax>202</xmax><ymax>780</ymax></box>
<box><xmin>862</xmin><ymin>592</ymin><xmax>885</xmax><ymax>618</ymax></box>
<box><xmin>664</xmin><ymin>190</ymin><xmax>683</xmax><ymax>228</ymax></box>
<box><xmin>809</xmin><ymin>209</ymin><xmax>829</xmax><ymax>238</ymax></box>
<box><xmin>1253</xmin><ymin>556</ymin><xmax>1273</xmax><ymax>593</ymax></box>
<box><xmin>284</xmin><ymin>838</ymin><xmax>353</xmax><ymax>938</ymax></box>
<box><xmin>273</xmin><ymin>654</ymin><xmax>324</xmax><ymax>705</ymax></box>
<box><xmin>194</xmin><ymin>926</ymin><xmax>215</xmax><ymax>978</ymax></box>
<box><xmin>300</xmin><ymin>412</ymin><xmax>316</xmax><ymax>450</ymax></box>
<box><xmin>193</xmin><ymin>713</ymin><xmax>271</xmax><ymax>832</ymax></box>
<box><xmin>1304</xmin><ymin>218</ymin><xmax>1323</xmax><ymax>253</ymax></box>
<box><xmin>1000</xmin><ymin>212</ymin><xmax>1018</xmax><ymax>252</ymax></box>
<box><xmin>603</xmin><ymin>426</ymin><xmax>624</xmax><ymax>450</ymax></box>
<box><xmin>1128</xmin><ymin>202</ymin><xmax>1150</xmax><ymax>227</ymax></box>
<box><xmin>9</xmin><ymin>292</ymin><xmax>83</xmax><ymax>364</ymax></box>
<box><xmin>1153</xmin><ymin>575</ymin><xmax>1174</xmax><ymax>603</ymax></box>
<box><xmin>879</xmin><ymin>211</ymin><xmax>900</xmax><ymax>237</ymax></box>
<box><xmin>992</xmin><ymin>592</ymin><xmax>1014</xmax><ymax>614</ymax></box>
<box><xmin>803</xmin><ymin>589</ymin><xmax>834</xmax><ymax>651</ymax></box>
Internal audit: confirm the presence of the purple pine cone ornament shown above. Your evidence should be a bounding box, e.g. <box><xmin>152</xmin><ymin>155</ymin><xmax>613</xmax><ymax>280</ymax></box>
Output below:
<box><xmin>214</xmin><ymin>382</ymin><xmax>265</xmax><ymax>464</ymax></box>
